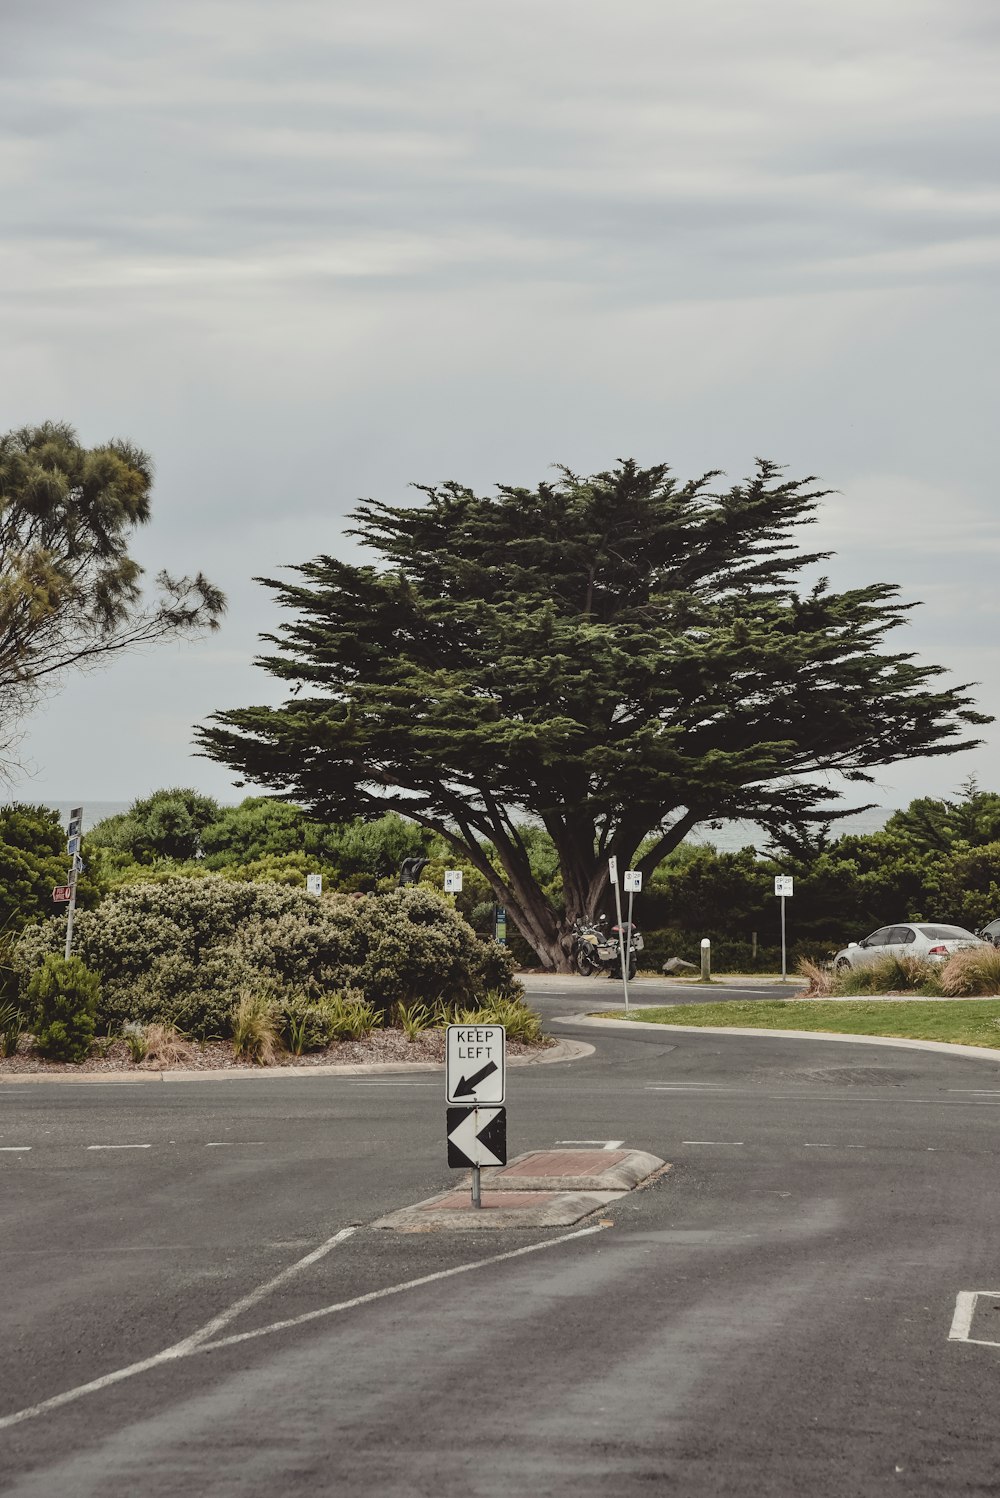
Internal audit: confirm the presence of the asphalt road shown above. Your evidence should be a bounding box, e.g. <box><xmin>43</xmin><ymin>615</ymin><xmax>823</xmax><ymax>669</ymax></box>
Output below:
<box><xmin>3</xmin><ymin>983</ymin><xmax>1000</xmax><ymax>1495</ymax></box>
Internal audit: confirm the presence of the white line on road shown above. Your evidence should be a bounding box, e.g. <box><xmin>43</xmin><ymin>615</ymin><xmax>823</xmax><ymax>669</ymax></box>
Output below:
<box><xmin>950</xmin><ymin>1291</ymin><xmax>979</xmax><ymax>1340</ymax></box>
<box><xmin>86</xmin><ymin>1144</ymin><xmax>151</xmax><ymax>1151</ymax></box>
<box><xmin>556</xmin><ymin>1140</ymin><xmax>625</xmax><ymax>1149</ymax></box>
<box><xmin>803</xmin><ymin>1143</ymin><xmax>834</xmax><ymax>1148</ymax></box>
<box><xmin>0</xmin><ymin>1223</ymin><xmax>608</xmax><ymax>1433</ymax></box>
<box><xmin>0</xmin><ymin>1146</ymin><xmax>30</xmax><ymax>1152</ymax></box>
<box><xmin>205</xmin><ymin>1141</ymin><xmax>264</xmax><ymax>1147</ymax></box>
<box><xmin>171</xmin><ymin>1226</ymin><xmax>359</xmax><ymax>1353</ymax></box>
<box><xmin>198</xmin><ymin>1224</ymin><xmax>609</xmax><ymax>1356</ymax></box>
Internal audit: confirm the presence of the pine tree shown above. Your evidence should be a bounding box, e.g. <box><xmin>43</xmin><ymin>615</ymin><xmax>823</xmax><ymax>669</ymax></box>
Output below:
<box><xmin>198</xmin><ymin>460</ymin><xmax>987</xmax><ymax>970</ymax></box>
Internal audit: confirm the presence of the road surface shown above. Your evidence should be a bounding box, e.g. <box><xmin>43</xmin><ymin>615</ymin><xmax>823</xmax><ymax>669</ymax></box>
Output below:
<box><xmin>2</xmin><ymin>984</ymin><xmax>999</xmax><ymax>1494</ymax></box>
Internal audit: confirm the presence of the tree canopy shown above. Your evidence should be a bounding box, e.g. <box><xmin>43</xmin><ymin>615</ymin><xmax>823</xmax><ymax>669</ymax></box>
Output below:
<box><xmin>0</xmin><ymin>422</ymin><xmax>224</xmax><ymax>762</ymax></box>
<box><xmin>198</xmin><ymin>459</ymin><xmax>988</xmax><ymax>969</ymax></box>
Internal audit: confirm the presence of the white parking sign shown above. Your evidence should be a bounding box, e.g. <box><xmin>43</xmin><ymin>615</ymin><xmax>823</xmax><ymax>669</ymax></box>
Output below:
<box><xmin>774</xmin><ymin>876</ymin><xmax>794</xmax><ymax>897</ymax></box>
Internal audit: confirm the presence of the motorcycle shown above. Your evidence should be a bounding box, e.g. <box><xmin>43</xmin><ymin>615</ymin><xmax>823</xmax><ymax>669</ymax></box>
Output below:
<box><xmin>571</xmin><ymin>915</ymin><xmax>643</xmax><ymax>979</ymax></box>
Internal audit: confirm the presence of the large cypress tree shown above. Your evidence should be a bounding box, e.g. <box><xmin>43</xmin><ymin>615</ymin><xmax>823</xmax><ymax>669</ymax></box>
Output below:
<box><xmin>198</xmin><ymin>460</ymin><xmax>987</xmax><ymax>970</ymax></box>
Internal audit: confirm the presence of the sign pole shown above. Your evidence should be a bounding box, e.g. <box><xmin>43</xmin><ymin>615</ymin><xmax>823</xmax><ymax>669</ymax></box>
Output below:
<box><xmin>64</xmin><ymin>806</ymin><xmax>84</xmax><ymax>961</ymax></box>
<box><xmin>64</xmin><ymin>876</ymin><xmax>77</xmax><ymax>961</ymax></box>
<box><xmin>780</xmin><ymin>895</ymin><xmax>787</xmax><ymax>984</ymax></box>
<box><xmin>472</xmin><ymin>1159</ymin><xmax>482</xmax><ymax>1209</ymax></box>
<box><xmin>773</xmin><ymin>875</ymin><xmax>793</xmax><ymax>985</ymax></box>
<box><xmin>608</xmin><ymin>857</ymin><xmax>629</xmax><ymax>1012</ymax></box>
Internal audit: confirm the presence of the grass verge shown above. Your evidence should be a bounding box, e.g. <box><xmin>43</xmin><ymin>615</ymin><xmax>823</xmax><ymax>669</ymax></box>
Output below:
<box><xmin>603</xmin><ymin>999</ymin><xmax>1000</xmax><ymax>1049</ymax></box>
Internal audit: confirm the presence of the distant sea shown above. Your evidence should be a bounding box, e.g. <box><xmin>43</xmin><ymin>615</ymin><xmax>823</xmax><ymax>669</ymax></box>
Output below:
<box><xmin>5</xmin><ymin>801</ymin><xmax>893</xmax><ymax>847</ymax></box>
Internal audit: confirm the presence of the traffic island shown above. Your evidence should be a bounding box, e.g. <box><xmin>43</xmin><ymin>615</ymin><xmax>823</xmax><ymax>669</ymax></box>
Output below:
<box><xmin>479</xmin><ymin>1147</ymin><xmax>665</xmax><ymax>1192</ymax></box>
<box><xmin>372</xmin><ymin>1147</ymin><xmax>669</xmax><ymax>1231</ymax></box>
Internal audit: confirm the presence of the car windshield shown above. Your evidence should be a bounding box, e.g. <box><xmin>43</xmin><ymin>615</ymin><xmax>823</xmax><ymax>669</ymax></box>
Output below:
<box><xmin>916</xmin><ymin>925</ymin><xmax>978</xmax><ymax>941</ymax></box>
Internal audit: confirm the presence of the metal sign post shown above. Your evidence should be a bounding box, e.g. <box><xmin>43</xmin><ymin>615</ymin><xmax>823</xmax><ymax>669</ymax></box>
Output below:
<box><xmin>774</xmin><ymin>875</ymin><xmax>794</xmax><ymax>982</ymax></box>
<box><xmin>64</xmin><ymin>807</ymin><xmax>83</xmax><ymax>960</ymax></box>
<box><xmin>608</xmin><ymin>856</ymin><xmax>630</xmax><ymax>1012</ymax></box>
<box><xmin>446</xmin><ymin>1024</ymin><xmax>507</xmax><ymax>1207</ymax></box>
<box><xmin>623</xmin><ymin>870</ymin><xmax>642</xmax><ymax>982</ymax></box>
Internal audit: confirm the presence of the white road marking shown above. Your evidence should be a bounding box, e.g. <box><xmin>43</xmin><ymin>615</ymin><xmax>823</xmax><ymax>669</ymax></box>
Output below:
<box><xmin>205</xmin><ymin>1141</ymin><xmax>264</xmax><ymax>1147</ymax></box>
<box><xmin>803</xmin><ymin>1143</ymin><xmax>833</xmax><ymax>1148</ymax></box>
<box><xmin>197</xmin><ymin>1224</ymin><xmax>609</xmax><ymax>1356</ymax></box>
<box><xmin>682</xmin><ymin>1139</ymin><xmax>744</xmax><ymax>1146</ymax></box>
<box><xmin>0</xmin><ymin>1223</ymin><xmax>607</xmax><ymax>1433</ymax></box>
<box><xmin>170</xmin><ymin>1226</ymin><xmax>358</xmax><ymax>1353</ymax></box>
<box><xmin>948</xmin><ymin>1291</ymin><xmax>1000</xmax><ymax>1348</ymax></box>
<box><xmin>0</xmin><ymin>1146</ymin><xmax>30</xmax><ymax>1152</ymax></box>
<box><xmin>86</xmin><ymin>1144</ymin><xmax>151</xmax><ymax>1151</ymax></box>
<box><xmin>556</xmin><ymin>1140</ymin><xmax>625</xmax><ymax>1149</ymax></box>
<box><xmin>949</xmin><ymin>1291</ymin><xmax>979</xmax><ymax>1340</ymax></box>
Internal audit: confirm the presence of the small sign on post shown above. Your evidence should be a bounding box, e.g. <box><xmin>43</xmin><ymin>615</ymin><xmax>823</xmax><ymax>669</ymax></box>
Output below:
<box><xmin>306</xmin><ymin>873</ymin><xmax>323</xmax><ymax>896</ymax></box>
<box><xmin>774</xmin><ymin>875</ymin><xmax>794</xmax><ymax>982</ymax></box>
<box><xmin>443</xmin><ymin>869</ymin><xmax>463</xmax><ymax>893</ymax></box>
<box><xmin>494</xmin><ymin>904</ymin><xmax>507</xmax><ymax>945</ymax></box>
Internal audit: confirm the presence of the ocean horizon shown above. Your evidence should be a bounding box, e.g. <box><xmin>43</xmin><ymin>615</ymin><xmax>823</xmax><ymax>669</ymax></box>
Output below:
<box><xmin>3</xmin><ymin>801</ymin><xmax>894</xmax><ymax>850</ymax></box>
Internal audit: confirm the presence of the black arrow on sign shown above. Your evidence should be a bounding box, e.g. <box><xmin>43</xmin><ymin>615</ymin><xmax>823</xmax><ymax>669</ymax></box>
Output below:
<box><xmin>453</xmin><ymin>1059</ymin><xmax>498</xmax><ymax>1097</ymax></box>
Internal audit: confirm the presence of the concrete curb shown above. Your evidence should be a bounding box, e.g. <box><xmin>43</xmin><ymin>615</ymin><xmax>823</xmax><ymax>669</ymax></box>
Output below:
<box><xmin>562</xmin><ymin>1013</ymin><xmax>1000</xmax><ymax>1065</ymax></box>
<box><xmin>479</xmin><ymin>1148</ymin><xmax>665</xmax><ymax>1193</ymax></box>
<box><xmin>0</xmin><ymin>1035</ymin><xmax>595</xmax><ymax>1087</ymax></box>
<box><xmin>372</xmin><ymin>1188</ymin><xmax>623</xmax><ymax>1231</ymax></box>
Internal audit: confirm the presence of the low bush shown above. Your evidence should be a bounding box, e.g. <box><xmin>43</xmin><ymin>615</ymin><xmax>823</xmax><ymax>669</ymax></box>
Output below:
<box><xmin>14</xmin><ymin>878</ymin><xmax>517</xmax><ymax>1038</ymax></box>
<box><xmin>834</xmin><ymin>954</ymin><xmax>940</xmax><ymax>996</ymax></box>
<box><xmin>28</xmin><ymin>955</ymin><xmax>100</xmax><ymax>1062</ymax></box>
<box><xmin>396</xmin><ymin>1001</ymin><xmax>434</xmax><ymax>1042</ymax></box>
<box><xmin>939</xmin><ymin>945</ymin><xmax>1000</xmax><ymax>997</ymax></box>
<box><xmin>446</xmin><ymin>992</ymin><xmax>544</xmax><ymax>1043</ymax></box>
<box><xmin>0</xmin><ymin>999</ymin><xmax>23</xmax><ymax>1056</ymax></box>
<box><xmin>230</xmin><ymin>990</ymin><xmax>281</xmax><ymax>1065</ymax></box>
<box><xmin>798</xmin><ymin>958</ymin><xmax>833</xmax><ymax>996</ymax></box>
<box><xmin>142</xmin><ymin>1023</ymin><xmax>193</xmax><ymax>1068</ymax></box>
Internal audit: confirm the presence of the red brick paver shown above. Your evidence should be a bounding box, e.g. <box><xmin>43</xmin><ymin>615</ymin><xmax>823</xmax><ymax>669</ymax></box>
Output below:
<box><xmin>498</xmin><ymin>1150</ymin><xmax>628</xmax><ymax>1177</ymax></box>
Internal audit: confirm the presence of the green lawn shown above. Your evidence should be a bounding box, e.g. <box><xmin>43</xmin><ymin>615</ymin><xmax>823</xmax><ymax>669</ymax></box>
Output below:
<box><xmin>603</xmin><ymin>999</ymin><xmax>1000</xmax><ymax>1048</ymax></box>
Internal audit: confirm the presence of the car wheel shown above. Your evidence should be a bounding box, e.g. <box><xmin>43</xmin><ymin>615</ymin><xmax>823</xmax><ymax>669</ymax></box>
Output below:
<box><xmin>835</xmin><ymin>957</ymin><xmax>852</xmax><ymax>974</ymax></box>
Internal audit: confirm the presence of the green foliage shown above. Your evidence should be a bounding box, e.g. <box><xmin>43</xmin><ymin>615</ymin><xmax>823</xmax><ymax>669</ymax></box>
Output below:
<box><xmin>197</xmin><ymin>458</ymin><xmax>987</xmax><ymax>968</ymax></box>
<box><xmin>230</xmin><ymin>990</ymin><xmax>281</xmax><ymax>1064</ymax></box>
<box><xmin>277</xmin><ymin>989</ymin><xmax>375</xmax><ymax>1050</ymax></box>
<box><xmin>395</xmin><ymin>1000</ymin><xmax>433</xmax><ymax>1041</ymax></box>
<box><xmin>0</xmin><ymin>999</ymin><xmax>23</xmax><ymax>1056</ymax></box>
<box><xmin>0</xmin><ymin>803</ymin><xmax>103</xmax><ymax>930</ymax></box>
<box><xmin>0</xmin><ymin>423</ymin><xmax>223</xmax><ymax>748</ymax></box>
<box><xmin>27</xmin><ymin>954</ymin><xmax>99</xmax><ymax>1062</ymax></box>
<box><xmin>88</xmin><ymin>788</ymin><xmax>221</xmax><ymax>864</ymax></box>
<box><xmin>14</xmin><ymin>877</ymin><xmax>517</xmax><ymax>1036</ymax></box>
<box><xmin>834</xmin><ymin>954</ymin><xmax>939</xmax><ymax>996</ymax></box>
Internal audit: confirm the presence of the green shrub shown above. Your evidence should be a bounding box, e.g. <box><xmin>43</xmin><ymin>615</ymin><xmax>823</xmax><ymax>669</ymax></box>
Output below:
<box><xmin>939</xmin><ymin>945</ymin><xmax>1000</xmax><ymax>997</ymax></box>
<box><xmin>834</xmin><ymin>954</ymin><xmax>939</xmax><ymax>996</ymax></box>
<box><xmin>28</xmin><ymin>955</ymin><xmax>100</xmax><ymax>1062</ymax></box>
<box><xmin>446</xmin><ymin>992</ymin><xmax>544</xmax><ymax>1043</ymax></box>
<box><xmin>13</xmin><ymin>878</ymin><xmax>518</xmax><ymax>1037</ymax></box>
<box><xmin>230</xmin><ymin>990</ymin><xmax>281</xmax><ymax>1065</ymax></box>
<box><xmin>316</xmin><ymin>992</ymin><xmax>379</xmax><ymax>1041</ymax></box>
<box><xmin>0</xmin><ymin>999</ymin><xmax>23</xmax><ymax>1056</ymax></box>
<box><xmin>395</xmin><ymin>1001</ymin><xmax>434</xmax><ymax>1042</ymax></box>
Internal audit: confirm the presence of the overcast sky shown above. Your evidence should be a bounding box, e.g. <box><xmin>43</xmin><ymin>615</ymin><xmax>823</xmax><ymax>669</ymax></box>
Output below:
<box><xmin>2</xmin><ymin>0</ymin><xmax>998</xmax><ymax>814</ymax></box>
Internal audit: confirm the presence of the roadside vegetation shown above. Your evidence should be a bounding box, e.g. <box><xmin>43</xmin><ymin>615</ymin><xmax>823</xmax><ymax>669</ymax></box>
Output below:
<box><xmin>610</xmin><ymin>998</ymin><xmax>1000</xmax><ymax>1049</ymax></box>
<box><xmin>1</xmin><ymin>878</ymin><xmax>543</xmax><ymax>1070</ymax></box>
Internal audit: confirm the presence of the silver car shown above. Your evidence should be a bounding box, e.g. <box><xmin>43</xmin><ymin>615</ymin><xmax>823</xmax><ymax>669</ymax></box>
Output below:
<box><xmin>834</xmin><ymin>922</ymin><xmax>984</xmax><ymax>973</ymax></box>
